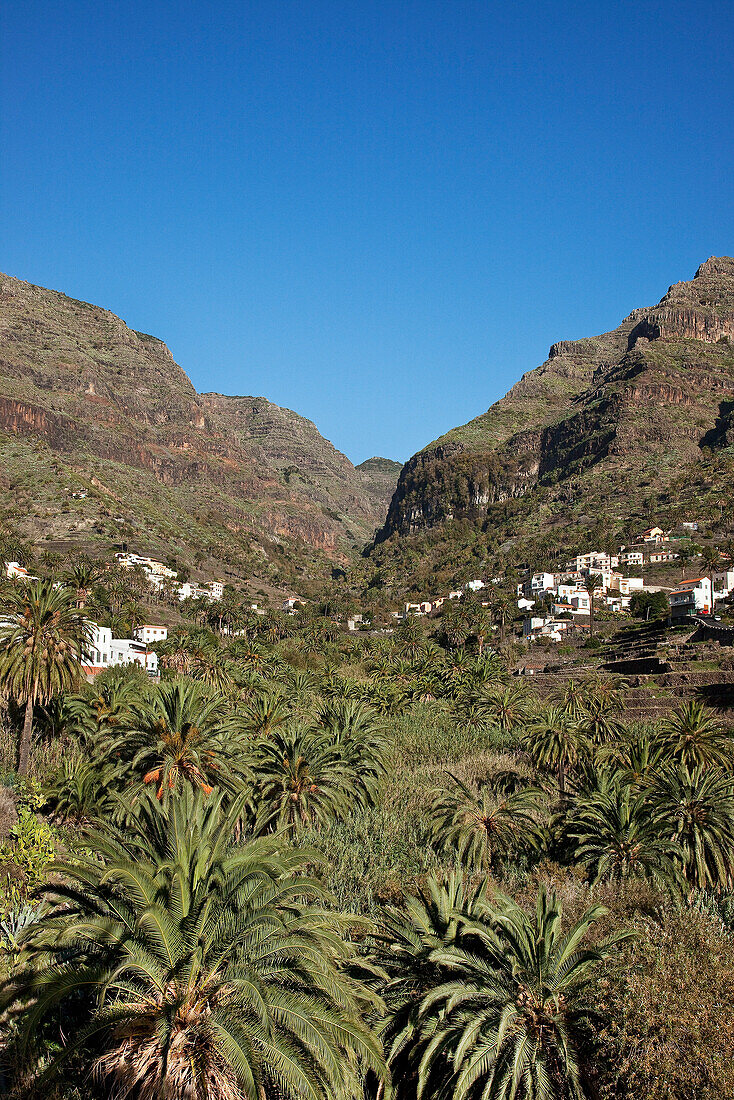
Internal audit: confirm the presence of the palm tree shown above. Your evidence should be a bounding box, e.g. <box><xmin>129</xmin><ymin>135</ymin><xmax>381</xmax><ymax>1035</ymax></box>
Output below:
<box><xmin>650</xmin><ymin>765</ymin><xmax>734</xmax><ymax>892</ymax></box>
<box><xmin>242</xmin><ymin>688</ymin><xmax>291</xmax><ymax>737</ymax></box>
<box><xmin>63</xmin><ymin>557</ymin><xmax>102</xmax><ymax>608</ymax></box>
<box><xmin>477</xmin><ymin>683</ymin><xmax>534</xmax><ymax>732</ymax></box>
<box><xmin>379</xmin><ymin>878</ymin><xmax>630</xmax><ymax>1100</ymax></box>
<box><xmin>252</xmin><ymin>726</ymin><xmax>364</xmax><ymax>833</ymax></box>
<box><xmin>430</xmin><ymin>774</ymin><xmax>544</xmax><ymax>870</ymax></box>
<box><xmin>653</xmin><ymin>700</ymin><xmax>732</xmax><ymax>770</ymax></box>
<box><xmin>0</xmin><ymin>580</ymin><xmax>92</xmax><ymax>774</ymax></box>
<box><xmin>376</xmin><ymin>873</ymin><xmax>489</xmax><ymax>1099</ymax></box>
<box><xmin>3</xmin><ymin>790</ymin><xmax>384</xmax><ymax>1099</ymax></box>
<box><xmin>524</xmin><ymin>706</ymin><xmax>589</xmax><ymax>797</ymax></box>
<box><xmin>565</xmin><ymin>782</ymin><xmax>681</xmax><ymax>888</ymax></box>
<box><xmin>582</xmin><ymin>572</ymin><xmax>603</xmax><ymax>637</ymax></box>
<box><xmin>700</xmin><ymin>545</ymin><xmax>720</xmax><ymax>612</ymax></box>
<box><xmin>103</xmin><ymin>680</ymin><xmax>249</xmax><ymax>799</ymax></box>
<box><xmin>489</xmin><ymin>591</ymin><xmax>515</xmax><ymax>645</ymax></box>
<box><xmin>595</xmin><ymin>731</ymin><xmax>664</xmax><ymax>789</ymax></box>
<box><xmin>549</xmin><ymin>680</ymin><xmax>592</xmax><ymax>722</ymax></box>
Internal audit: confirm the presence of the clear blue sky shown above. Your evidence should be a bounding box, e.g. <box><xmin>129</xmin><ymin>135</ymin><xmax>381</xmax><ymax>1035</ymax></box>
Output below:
<box><xmin>2</xmin><ymin>1</ymin><xmax>732</xmax><ymax>465</ymax></box>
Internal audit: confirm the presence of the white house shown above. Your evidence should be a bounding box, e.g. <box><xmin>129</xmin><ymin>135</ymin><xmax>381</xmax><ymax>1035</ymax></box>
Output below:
<box><xmin>648</xmin><ymin>549</ymin><xmax>679</xmax><ymax>564</ymax></box>
<box><xmin>517</xmin><ymin>597</ymin><xmax>535</xmax><ymax>611</ymax></box>
<box><xmin>566</xmin><ymin>551</ymin><xmax>619</xmax><ymax>572</ymax></box>
<box><xmin>669</xmin><ymin>577</ymin><xmax>712</xmax><ymax>619</ymax></box>
<box><xmin>87</xmin><ymin>623</ymin><xmax>113</xmax><ymax>667</ymax></box>
<box><xmin>530</xmin><ymin>572</ymin><xmax>556</xmax><ymax>594</ymax></box>
<box><xmin>4</xmin><ymin>561</ymin><xmax>38</xmax><ymax>583</ymax></box>
<box><xmin>83</xmin><ymin>623</ymin><xmax>158</xmax><ymax>675</ymax></box>
<box><xmin>110</xmin><ymin>639</ymin><xmax>158</xmax><ymax>674</ymax></box>
<box><xmin>713</xmin><ymin>569</ymin><xmax>734</xmax><ymax>598</ymax></box>
<box><xmin>639</xmin><ymin>527</ymin><xmax>666</xmax><ymax>544</ymax></box>
<box><xmin>619</xmin><ymin>550</ymin><xmax>644</xmax><ymax>568</ymax></box>
<box><xmin>465</xmin><ymin>579</ymin><xmax>485</xmax><ymax>592</ymax></box>
<box><xmin>177</xmin><ymin>581</ymin><xmax>211</xmax><ymax>602</ymax></box>
<box><xmin>133</xmin><ymin>624</ymin><xmax>168</xmax><ymax>646</ymax></box>
<box><xmin>618</xmin><ymin>576</ymin><xmax>645</xmax><ymax>596</ymax></box>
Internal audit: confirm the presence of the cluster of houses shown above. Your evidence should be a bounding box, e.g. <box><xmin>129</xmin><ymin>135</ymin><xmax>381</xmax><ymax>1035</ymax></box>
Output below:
<box><xmin>378</xmin><ymin>524</ymin><xmax>732</xmax><ymax>645</ymax></box>
<box><xmin>520</xmin><ymin>528</ymin><xmax>734</xmax><ymax>641</ymax></box>
<box><xmin>399</xmin><ymin>578</ymin><xmax>494</xmax><ymax>621</ymax></box>
<box><xmin>3</xmin><ymin>555</ymin><xmax>225</xmax><ymax>605</ymax></box>
<box><xmin>114</xmin><ymin>553</ymin><xmax>224</xmax><ymax>603</ymax></box>
<box><xmin>83</xmin><ymin>621</ymin><xmax>168</xmax><ymax>678</ymax></box>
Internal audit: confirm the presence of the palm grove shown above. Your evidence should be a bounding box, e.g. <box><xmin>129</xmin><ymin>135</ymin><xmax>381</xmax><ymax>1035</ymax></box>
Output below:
<box><xmin>0</xmin><ymin>571</ymin><xmax>733</xmax><ymax>1100</ymax></box>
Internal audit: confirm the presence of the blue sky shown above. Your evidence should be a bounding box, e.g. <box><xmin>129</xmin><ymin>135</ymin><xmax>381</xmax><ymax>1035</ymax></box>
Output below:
<box><xmin>2</xmin><ymin>1</ymin><xmax>732</xmax><ymax>464</ymax></box>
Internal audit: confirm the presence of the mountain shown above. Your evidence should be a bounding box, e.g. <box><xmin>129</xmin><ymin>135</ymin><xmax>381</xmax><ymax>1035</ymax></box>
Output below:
<box><xmin>0</xmin><ymin>272</ymin><xmax>395</xmax><ymax>586</ymax></box>
<box><xmin>370</xmin><ymin>258</ymin><xmax>734</xmax><ymax>592</ymax></box>
<box><xmin>356</xmin><ymin>457</ymin><xmax>404</xmax><ymax>503</ymax></box>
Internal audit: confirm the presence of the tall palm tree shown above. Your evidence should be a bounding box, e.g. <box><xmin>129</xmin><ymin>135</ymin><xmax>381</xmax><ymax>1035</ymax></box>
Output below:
<box><xmin>103</xmin><ymin>680</ymin><xmax>249</xmax><ymax>799</ymax></box>
<box><xmin>524</xmin><ymin>706</ymin><xmax>589</xmax><ymax>797</ymax></box>
<box><xmin>379</xmin><ymin>878</ymin><xmax>630</xmax><ymax>1100</ymax></box>
<box><xmin>0</xmin><ymin>580</ymin><xmax>92</xmax><ymax>774</ymax></box>
<box><xmin>3</xmin><ymin>790</ymin><xmax>384</xmax><ymax>1099</ymax></box>
<box><xmin>654</xmin><ymin>700</ymin><xmax>732</xmax><ymax>771</ymax></box>
<box><xmin>63</xmin><ymin>557</ymin><xmax>102</xmax><ymax>608</ymax></box>
<box><xmin>565</xmin><ymin>782</ymin><xmax>681</xmax><ymax>888</ymax></box>
<box><xmin>548</xmin><ymin>680</ymin><xmax>592</xmax><ymax>722</ymax></box>
<box><xmin>650</xmin><ymin>764</ymin><xmax>734</xmax><ymax>892</ymax></box>
<box><xmin>582</xmin><ymin>572</ymin><xmax>603</xmax><ymax>637</ymax></box>
<box><xmin>430</xmin><ymin>774</ymin><xmax>544</xmax><ymax>870</ymax></box>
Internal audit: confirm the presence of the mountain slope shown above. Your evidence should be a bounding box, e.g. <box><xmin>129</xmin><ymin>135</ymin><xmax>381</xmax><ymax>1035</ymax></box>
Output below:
<box><xmin>0</xmin><ymin>272</ymin><xmax>389</xmax><ymax>583</ymax></box>
<box><xmin>370</xmin><ymin>258</ymin><xmax>734</xmax><ymax>591</ymax></box>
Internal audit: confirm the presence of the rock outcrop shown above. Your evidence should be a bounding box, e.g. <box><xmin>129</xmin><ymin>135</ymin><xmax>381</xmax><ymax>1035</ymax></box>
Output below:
<box><xmin>0</xmin><ymin>272</ymin><xmax>394</xmax><ymax>573</ymax></box>
<box><xmin>376</xmin><ymin>257</ymin><xmax>734</xmax><ymax>543</ymax></box>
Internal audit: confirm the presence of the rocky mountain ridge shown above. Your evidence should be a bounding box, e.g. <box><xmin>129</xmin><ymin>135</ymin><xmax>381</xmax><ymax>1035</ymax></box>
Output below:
<box><xmin>376</xmin><ymin>257</ymin><xmax>734</xmax><ymax>545</ymax></box>
<box><xmin>0</xmin><ymin>272</ymin><xmax>396</xmax><ymax>581</ymax></box>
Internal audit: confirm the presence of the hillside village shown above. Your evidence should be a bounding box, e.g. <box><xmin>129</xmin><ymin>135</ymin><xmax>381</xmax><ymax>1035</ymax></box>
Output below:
<box><xmin>391</xmin><ymin>525</ymin><xmax>734</xmax><ymax>640</ymax></box>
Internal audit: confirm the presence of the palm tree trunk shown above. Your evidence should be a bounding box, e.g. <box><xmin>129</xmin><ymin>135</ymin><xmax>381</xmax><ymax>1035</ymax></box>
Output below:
<box><xmin>18</xmin><ymin>697</ymin><xmax>33</xmax><ymax>776</ymax></box>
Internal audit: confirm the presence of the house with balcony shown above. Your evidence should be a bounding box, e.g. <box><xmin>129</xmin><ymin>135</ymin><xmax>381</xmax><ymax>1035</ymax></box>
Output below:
<box><xmin>669</xmin><ymin>577</ymin><xmax>712</xmax><ymax>620</ymax></box>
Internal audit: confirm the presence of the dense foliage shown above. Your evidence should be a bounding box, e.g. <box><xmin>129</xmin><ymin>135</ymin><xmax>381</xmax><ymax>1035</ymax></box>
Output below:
<box><xmin>0</xmin><ymin>578</ymin><xmax>732</xmax><ymax>1099</ymax></box>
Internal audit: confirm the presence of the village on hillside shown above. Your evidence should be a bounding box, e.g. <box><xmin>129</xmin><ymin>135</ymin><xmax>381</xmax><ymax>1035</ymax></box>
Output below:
<box><xmin>4</xmin><ymin>521</ymin><xmax>734</xmax><ymax>685</ymax></box>
<box><xmin>389</xmin><ymin>524</ymin><xmax>734</xmax><ymax>639</ymax></box>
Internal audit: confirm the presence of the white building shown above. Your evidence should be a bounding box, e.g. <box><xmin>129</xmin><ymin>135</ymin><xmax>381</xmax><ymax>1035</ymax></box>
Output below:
<box><xmin>648</xmin><ymin>549</ymin><xmax>679</xmax><ymax>564</ymax></box>
<box><xmin>4</xmin><ymin>561</ymin><xmax>38</xmax><ymax>583</ymax></box>
<box><xmin>110</xmin><ymin>639</ymin><xmax>158</xmax><ymax>674</ymax></box>
<box><xmin>713</xmin><ymin>570</ymin><xmax>734</xmax><ymax>598</ymax></box>
<box><xmin>638</xmin><ymin>527</ymin><xmax>666</xmax><ymax>544</ymax></box>
<box><xmin>177</xmin><ymin>581</ymin><xmax>211</xmax><ymax>602</ymax></box>
<box><xmin>530</xmin><ymin>572</ymin><xmax>556</xmax><ymax>595</ymax></box>
<box><xmin>133</xmin><ymin>624</ymin><xmax>168</xmax><ymax>646</ymax></box>
<box><xmin>617</xmin><ymin>576</ymin><xmax>644</xmax><ymax>596</ymax></box>
<box><xmin>566</xmin><ymin>551</ymin><xmax>619</xmax><ymax>572</ymax></box>
<box><xmin>84</xmin><ymin>622</ymin><xmax>158</xmax><ymax>674</ymax></box>
<box><xmin>669</xmin><ymin>577</ymin><xmax>712</xmax><ymax>620</ymax></box>
<box><xmin>619</xmin><ymin>550</ymin><xmax>644</xmax><ymax>568</ymax></box>
<box><xmin>87</xmin><ymin>623</ymin><xmax>113</xmax><ymax>667</ymax></box>
<box><xmin>465</xmin><ymin>579</ymin><xmax>485</xmax><ymax>592</ymax></box>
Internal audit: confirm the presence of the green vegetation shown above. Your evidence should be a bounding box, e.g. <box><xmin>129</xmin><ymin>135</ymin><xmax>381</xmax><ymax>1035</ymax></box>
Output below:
<box><xmin>0</xmin><ymin>571</ymin><xmax>733</xmax><ymax>1099</ymax></box>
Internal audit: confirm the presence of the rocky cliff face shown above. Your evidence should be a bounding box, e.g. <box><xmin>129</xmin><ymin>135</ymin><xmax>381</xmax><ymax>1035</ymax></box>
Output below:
<box><xmin>377</xmin><ymin>257</ymin><xmax>734</xmax><ymax>544</ymax></box>
<box><xmin>0</xmin><ymin>273</ymin><xmax>390</xmax><ymax>575</ymax></box>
